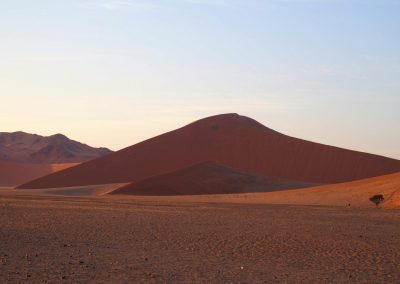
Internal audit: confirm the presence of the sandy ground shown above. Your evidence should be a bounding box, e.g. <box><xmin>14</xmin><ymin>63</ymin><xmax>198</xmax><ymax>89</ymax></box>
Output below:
<box><xmin>3</xmin><ymin>171</ymin><xmax>400</xmax><ymax>209</ymax></box>
<box><xmin>0</xmin><ymin>184</ymin><xmax>127</xmax><ymax>197</ymax></box>
<box><xmin>1</xmin><ymin>194</ymin><xmax>400</xmax><ymax>283</ymax></box>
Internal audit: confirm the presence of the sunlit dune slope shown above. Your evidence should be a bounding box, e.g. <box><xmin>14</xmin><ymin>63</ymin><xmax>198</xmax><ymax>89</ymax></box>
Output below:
<box><xmin>211</xmin><ymin>172</ymin><xmax>400</xmax><ymax>209</ymax></box>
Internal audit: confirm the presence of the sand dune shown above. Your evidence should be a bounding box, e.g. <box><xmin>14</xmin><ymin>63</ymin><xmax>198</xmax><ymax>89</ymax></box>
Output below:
<box><xmin>110</xmin><ymin>162</ymin><xmax>315</xmax><ymax>196</ymax></box>
<box><xmin>0</xmin><ymin>160</ymin><xmax>77</xmax><ymax>187</ymax></box>
<box><xmin>134</xmin><ymin>172</ymin><xmax>398</xmax><ymax>209</ymax></box>
<box><xmin>19</xmin><ymin>113</ymin><xmax>400</xmax><ymax>189</ymax></box>
<box><xmin>249</xmin><ymin>171</ymin><xmax>400</xmax><ymax>208</ymax></box>
<box><xmin>91</xmin><ymin>172</ymin><xmax>400</xmax><ymax>210</ymax></box>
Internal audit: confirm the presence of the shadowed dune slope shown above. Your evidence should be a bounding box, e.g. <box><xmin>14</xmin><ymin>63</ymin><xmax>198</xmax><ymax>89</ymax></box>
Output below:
<box><xmin>240</xmin><ymin>172</ymin><xmax>400</xmax><ymax>208</ymax></box>
<box><xmin>0</xmin><ymin>160</ymin><xmax>77</xmax><ymax>187</ymax></box>
<box><xmin>110</xmin><ymin>162</ymin><xmax>315</xmax><ymax>196</ymax></box>
<box><xmin>19</xmin><ymin>113</ymin><xmax>400</xmax><ymax>189</ymax></box>
<box><xmin>0</xmin><ymin>131</ymin><xmax>112</xmax><ymax>164</ymax></box>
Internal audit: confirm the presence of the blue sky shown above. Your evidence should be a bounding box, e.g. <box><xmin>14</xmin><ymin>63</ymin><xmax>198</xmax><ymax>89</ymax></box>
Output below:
<box><xmin>1</xmin><ymin>0</ymin><xmax>399</xmax><ymax>158</ymax></box>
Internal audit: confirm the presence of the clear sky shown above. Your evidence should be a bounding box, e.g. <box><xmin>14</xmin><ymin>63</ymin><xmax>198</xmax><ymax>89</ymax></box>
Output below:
<box><xmin>1</xmin><ymin>0</ymin><xmax>399</xmax><ymax>158</ymax></box>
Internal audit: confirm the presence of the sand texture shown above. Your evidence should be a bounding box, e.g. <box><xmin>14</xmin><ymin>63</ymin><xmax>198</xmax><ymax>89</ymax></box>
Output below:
<box><xmin>1</xmin><ymin>194</ymin><xmax>399</xmax><ymax>283</ymax></box>
<box><xmin>19</xmin><ymin>114</ymin><xmax>400</xmax><ymax>189</ymax></box>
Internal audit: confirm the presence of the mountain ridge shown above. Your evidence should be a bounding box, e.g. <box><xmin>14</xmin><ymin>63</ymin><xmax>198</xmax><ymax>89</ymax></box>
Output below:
<box><xmin>0</xmin><ymin>131</ymin><xmax>112</xmax><ymax>164</ymax></box>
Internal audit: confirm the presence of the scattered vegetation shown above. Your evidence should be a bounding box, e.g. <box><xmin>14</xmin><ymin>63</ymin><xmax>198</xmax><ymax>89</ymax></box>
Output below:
<box><xmin>369</xmin><ymin>194</ymin><xmax>384</xmax><ymax>208</ymax></box>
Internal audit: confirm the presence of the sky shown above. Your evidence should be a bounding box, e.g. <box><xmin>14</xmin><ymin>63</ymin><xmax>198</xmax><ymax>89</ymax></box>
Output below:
<box><xmin>1</xmin><ymin>0</ymin><xmax>399</xmax><ymax>158</ymax></box>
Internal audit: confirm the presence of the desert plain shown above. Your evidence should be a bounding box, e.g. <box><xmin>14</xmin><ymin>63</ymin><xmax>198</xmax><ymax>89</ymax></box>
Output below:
<box><xmin>1</xmin><ymin>185</ymin><xmax>400</xmax><ymax>283</ymax></box>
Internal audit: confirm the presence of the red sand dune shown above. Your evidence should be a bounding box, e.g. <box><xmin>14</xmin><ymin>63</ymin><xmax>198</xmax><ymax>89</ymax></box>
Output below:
<box><xmin>229</xmin><ymin>171</ymin><xmax>400</xmax><ymax>209</ymax></box>
<box><xmin>110</xmin><ymin>162</ymin><xmax>315</xmax><ymax>196</ymax></box>
<box><xmin>19</xmin><ymin>113</ymin><xmax>400</xmax><ymax>189</ymax></box>
<box><xmin>0</xmin><ymin>160</ymin><xmax>77</xmax><ymax>187</ymax></box>
<box><xmin>0</xmin><ymin>131</ymin><xmax>112</xmax><ymax>164</ymax></box>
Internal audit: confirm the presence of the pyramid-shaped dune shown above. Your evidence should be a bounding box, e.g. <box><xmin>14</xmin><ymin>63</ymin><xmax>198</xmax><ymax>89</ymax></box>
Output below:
<box><xmin>19</xmin><ymin>113</ymin><xmax>400</xmax><ymax>189</ymax></box>
<box><xmin>110</xmin><ymin>161</ymin><xmax>315</xmax><ymax>196</ymax></box>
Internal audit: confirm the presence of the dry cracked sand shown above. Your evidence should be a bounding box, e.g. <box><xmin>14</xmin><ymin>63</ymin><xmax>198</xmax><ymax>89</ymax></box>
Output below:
<box><xmin>1</xmin><ymin>194</ymin><xmax>400</xmax><ymax>283</ymax></box>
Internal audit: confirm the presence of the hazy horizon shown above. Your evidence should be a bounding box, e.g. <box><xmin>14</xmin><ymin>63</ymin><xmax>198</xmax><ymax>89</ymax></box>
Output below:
<box><xmin>1</xmin><ymin>0</ymin><xmax>399</xmax><ymax>159</ymax></box>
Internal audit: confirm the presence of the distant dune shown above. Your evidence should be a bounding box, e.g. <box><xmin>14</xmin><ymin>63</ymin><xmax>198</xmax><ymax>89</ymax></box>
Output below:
<box><xmin>0</xmin><ymin>160</ymin><xmax>77</xmax><ymax>187</ymax></box>
<box><xmin>19</xmin><ymin>113</ymin><xmax>400</xmax><ymax>189</ymax></box>
<box><xmin>110</xmin><ymin>162</ymin><xmax>315</xmax><ymax>196</ymax></box>
<box><xmin>0</xmin><ymin>131</ymin><xmax>112</xmax><ymax>164</ymax></box>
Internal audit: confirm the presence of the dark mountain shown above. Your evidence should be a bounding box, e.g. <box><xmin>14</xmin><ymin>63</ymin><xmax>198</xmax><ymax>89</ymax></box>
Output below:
<box><xmin>0</xmin><ymin>131</ymin><xmax>112</xmax><ymax>164</ymax></box>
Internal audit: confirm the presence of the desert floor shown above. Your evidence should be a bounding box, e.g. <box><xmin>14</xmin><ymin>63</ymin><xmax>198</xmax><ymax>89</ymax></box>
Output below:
<box><xmin>1</xmin><ymin>192</ymin><xmax>400</xmax><ymax>283</ymax></box>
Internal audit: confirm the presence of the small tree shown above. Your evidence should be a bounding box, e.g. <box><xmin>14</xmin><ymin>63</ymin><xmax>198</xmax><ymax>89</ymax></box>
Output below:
<box><xmin>369</xmin><ymin>194</ymin><xmax>384</xmax><ymax>208</ymax></box>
